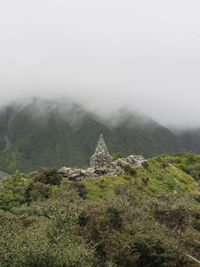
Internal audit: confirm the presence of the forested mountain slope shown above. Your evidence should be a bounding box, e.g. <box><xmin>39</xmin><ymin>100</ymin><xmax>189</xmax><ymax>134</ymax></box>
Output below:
<box><xmin>0</xmin><ymin>99</ymin><xmax>180</xmax><ymax>173</ymax></box>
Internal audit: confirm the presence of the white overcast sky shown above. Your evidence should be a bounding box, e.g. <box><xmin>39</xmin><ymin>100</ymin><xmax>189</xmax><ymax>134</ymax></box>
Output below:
<box><xmin>0</xmin><ymin>0</ymin><xmax>200</xmax><ymax>128</ymax></box>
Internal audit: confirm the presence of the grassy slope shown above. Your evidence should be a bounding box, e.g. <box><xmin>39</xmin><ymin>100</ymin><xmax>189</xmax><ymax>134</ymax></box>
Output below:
<box><xmin>83</xmin><ymin>153</ymin><xmax>199</xmax><ymax>201</ymax></box>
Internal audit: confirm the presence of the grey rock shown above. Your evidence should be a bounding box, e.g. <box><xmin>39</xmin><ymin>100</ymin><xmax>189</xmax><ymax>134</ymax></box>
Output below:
<box><xmin>58</xmin><ymin>167</ymin><xmax>71</xmax><ymax>177</ymax></box>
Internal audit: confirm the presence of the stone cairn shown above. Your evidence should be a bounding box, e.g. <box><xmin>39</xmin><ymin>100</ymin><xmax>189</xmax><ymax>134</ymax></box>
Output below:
<box><xmin>58</xmin><ymin>134</ymin><xmax>145</xmax><ymax>181</ymax></box>
<box><xmin>90</xmin><ymin>134</ymin><xmax>112</xmax><ymax>170</ymax></box>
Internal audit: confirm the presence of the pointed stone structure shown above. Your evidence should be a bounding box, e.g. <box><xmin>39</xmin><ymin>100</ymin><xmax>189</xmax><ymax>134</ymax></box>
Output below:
<box><xmin>90</xmin><ymin>134</ymin><xmax>112</xmax><ymax>170</ymax></box>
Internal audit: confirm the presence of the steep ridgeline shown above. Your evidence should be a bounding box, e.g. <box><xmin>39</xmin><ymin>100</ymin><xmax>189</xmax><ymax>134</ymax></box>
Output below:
<box><xmin>0</xmin><ymin>99</ymin><xmax>180</xmax><ymax>173</ymax></box>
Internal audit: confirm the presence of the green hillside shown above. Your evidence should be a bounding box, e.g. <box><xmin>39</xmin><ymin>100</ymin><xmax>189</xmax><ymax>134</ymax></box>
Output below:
<box><xmin>0</xmin><ymin>99</ymin><xmax>180</xmax><ymax>173</ymax></box>
<box><xmin>0</xmin><ymin>152</ymin><xmax>200</xmax><ymax>266</ymax></box>
<box><xmin>83</xmin><ymin>153</ymin><xmax>199</xmax><ymax>201</ymax></box>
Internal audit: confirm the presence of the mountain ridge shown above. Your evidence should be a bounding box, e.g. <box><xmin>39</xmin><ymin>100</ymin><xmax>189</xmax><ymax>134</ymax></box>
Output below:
<box><xmin>0</xmin><ymin>98</ymin><xmax>184</xmax><ymax>173</ymax></box>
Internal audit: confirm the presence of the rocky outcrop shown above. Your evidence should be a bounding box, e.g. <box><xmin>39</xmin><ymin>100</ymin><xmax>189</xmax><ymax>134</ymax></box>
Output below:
<box><xmin>112</xmin><ymin>155</ymin><xmax>144</xmax><ymax>169</ymax></box>
<box><xmin>58</xmin><ymin>167</ymin><xmax>95</xmax><ymax>181</ymax></box>
<box><xmin>58</xmin><ymin>154</ymin><xmax>145</xmax><ymax>181</ymax></box>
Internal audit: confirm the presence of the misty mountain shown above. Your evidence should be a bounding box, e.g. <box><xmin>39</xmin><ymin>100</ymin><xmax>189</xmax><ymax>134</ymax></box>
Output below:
<box><xmin>0</xmin><ymin>99</ymin><xmax>181</xmax><ymax>173</ymax></box>
<box><xmin>174</xmin><ymin>129</ymin><xmax>200</xmax><ymax>154</ymax></box>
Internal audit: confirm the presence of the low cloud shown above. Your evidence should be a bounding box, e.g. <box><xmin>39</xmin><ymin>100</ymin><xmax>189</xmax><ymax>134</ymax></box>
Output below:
<box><xmin>0</xmin><ymin>0</ymin><xmax>200</xmax><ymax>128</ymax></box>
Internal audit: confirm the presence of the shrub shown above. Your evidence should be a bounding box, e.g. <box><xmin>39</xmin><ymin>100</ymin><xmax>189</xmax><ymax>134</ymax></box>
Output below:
<box><xmin>33</xmin><ymin>168</ymin><xmax>62</xmax><ymax>185</ymax></box>
<box><xmin>123</xmin><ymin>165</ymin><xmax>137</xmax><ymax>176</ymax></box>
<box><xmin>0</xmin><ymin>185</ymin><xmax>26</xmax><ymax>211</ymax></box>
<box><xmin>142</xmin><ymin>160</ymin><xmax>149</xmax><ymax>169</ymax></box>
<box><xmin>112</xmin><ymin>152</ymin><xmax>126</xmax><ymax>161</ymax></box>
<box><xmin>105</xmin><ymin>207</ymin><xmax>123</xmax><ymax>231</ymax></box>
<box><xmin>182</xmin><ymin>166</ymin><xmax>200</xmax><ymax>180</ymax></box>
<box><xmin>160</xmin><ymin>160</ymin><xmax>169</xmax><ymax>169</ymax></box>
<box><xmin>114</xmin><ymin>184</ymin><xmax>130</xmax><ymax>196</ymax></box>
<box><xmin>24</xmin><ymin>182</ymin><xmax>52</xmax><ymax>202</ymax></box>
<box><xmin>141</xmin><ymin>177</ymin><xmax>149</xmax><ymax>184</ymax></box>
<box><xmin>80</xmin><ymin>196</ymin><xmax>191</xmax><ymax>267</ymax></box>
<box><xmin>71</xmin><ymin>182</ymin><xmax>88</xmax><ymax>199</ymax></box>
<box><xmin>0</xmin><ymin>218</ymin><xmax>96</xmax><ymax>267</ymax></box>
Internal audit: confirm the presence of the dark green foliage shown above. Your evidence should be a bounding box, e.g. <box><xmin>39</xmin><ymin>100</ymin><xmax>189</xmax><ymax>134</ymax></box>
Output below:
<box><xmin>148</xmin><ymin>195</ymin><xmax>192</xmax><ymax>231</ymax></box>
<box><xmin>32</xmin><ymin>168</ymin><xmax>62</xmax><ymax>185</ymax></box>
<box><xmin>112</xmin><ymin>152</ymin><xmax>126</xmax><ymax>160</ymax></box>
<box><xmin>105</xmin><ymin>206</ymin><xmax>123</xmax><ymax>231</ymax></box>
<box><xmin>161</xmin><ymin>152</ymin><xmax>200</xmax><ymax>180</ymax></box>
<box><xmin>142</xmin><ymin>160</ymin><xmax>149</xmax><ymax>169</ymax></box>
<box><xmin>123</xmin><ymin>165</ymin><xmax>137</xmax><ymax>176</ymax></box>
<box><xmin>1</xmin><ymin>154</ymin><xmax>200</xmax><ymax>266</ymax></box>
<box><xmin>24</xmin><ymin>182</ymin><xmax>52</xmax><ymax>202</ymax></box>
<box><xmin>182</xmin><ymin>165</ymin><xmax>200</xmax><ymax>180</ymax></box>
<box><xmin>141</xmin><ymin>177</ymin><xmax>149</xmax><ymax>184</ymax></box>
<box><xmin>0</xmin><ymin>183</ymin><xmax>200</xmax><ymax>266</ymax></box>
<box><xmin>0</xmin><ymin>169</ymin><xmax>60</xmax><ymax>209</ymax></box>
<box><xmin>0</xmin><ymin>171</ymin><xmax>27</xmax><ymax>210</ymax></box>
<box><xmin>78</xmin><ymin>195</ymin><xmax>198</xmax><ymax>267</ymax></box>
<box><xmin>71</xmin><ymin>182</ymin><xmax>88</xmax><ymax>199</ymax></box>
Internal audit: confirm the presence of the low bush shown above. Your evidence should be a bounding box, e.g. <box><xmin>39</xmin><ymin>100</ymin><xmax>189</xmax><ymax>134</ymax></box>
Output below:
<box><xmin>112</xmin><ymin>152</ymin><xmax>126</xmax><ymax>161</ymax></box>
<box><xmin>24</xmin><ymin>182</ymin><xmax>52</xmax><ymax>202</ymax></box>
<box><xmin>123</xmin><ymin>165</ymin><xmax>137</xmax><ymax>176</ymax></box>
<box><xmin>71</xmin><ymin>182</ymin><xmax>88</xmax><ymax>199</ymax></box>
<box><xmin>33</xmin><ymin>168</ymin><xmax>62</xmax><ymax>185</ymax></box>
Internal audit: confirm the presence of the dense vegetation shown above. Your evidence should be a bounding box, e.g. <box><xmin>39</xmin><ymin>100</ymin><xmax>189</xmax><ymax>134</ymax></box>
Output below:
<box><xmin>0</xmin><ymin>99</ymin><xmax>180</xmax><ymax>173</ymax></box>
<box><xmin>1</xmin><ymin>152</ymin><xmax>200</xmax><ymax>266</ymax></box>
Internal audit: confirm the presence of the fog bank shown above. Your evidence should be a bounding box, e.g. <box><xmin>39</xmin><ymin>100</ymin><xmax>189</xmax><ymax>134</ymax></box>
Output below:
<box><xmin>0</xmin><ymin>0</ymin><xmax>200</xmax><ymax>128</ymax></box>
